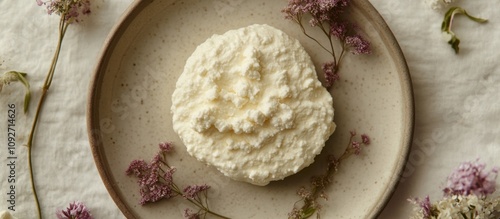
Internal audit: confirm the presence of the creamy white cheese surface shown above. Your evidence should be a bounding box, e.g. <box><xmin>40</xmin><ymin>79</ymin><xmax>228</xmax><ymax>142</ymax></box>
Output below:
<box><xmin>171</xmin><ymin>24</ymin><xmax>335</xmax><ymax>186</ymax></box>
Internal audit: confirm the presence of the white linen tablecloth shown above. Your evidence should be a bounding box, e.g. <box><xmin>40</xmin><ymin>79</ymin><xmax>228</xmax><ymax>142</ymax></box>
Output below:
<box><xmin>1</xmin><ymin>0</ymin><xmax>499</xmax><ymax>218</ymax></box>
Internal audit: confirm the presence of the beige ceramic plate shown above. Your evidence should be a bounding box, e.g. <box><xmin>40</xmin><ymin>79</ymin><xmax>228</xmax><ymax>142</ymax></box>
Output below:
<box><xmin>87</xmin><ymin>0</ymin><xmax>414</xmax><ymax>218</ymax></box>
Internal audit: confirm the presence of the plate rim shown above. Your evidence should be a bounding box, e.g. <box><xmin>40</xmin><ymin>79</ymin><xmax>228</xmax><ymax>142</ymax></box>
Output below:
<box><xmin>86</xmin><ymin>0</ymin><xmax>415</xmax><ymax>218</ymax></box>
<box><xmin>87</xmin><ymin>0</ymin><xmax>152</xmax><ymax>217</ymax></box>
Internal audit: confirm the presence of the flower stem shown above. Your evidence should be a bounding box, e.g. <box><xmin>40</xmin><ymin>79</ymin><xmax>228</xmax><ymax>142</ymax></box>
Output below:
<box><xmin>26</xmin><ymin>15</ymin><xmax>69</xmax><ymax>219</ymax></box>
<box><xmin>294</xmin><ymin>16</ymin><xmax>334</xmax><ymax>57</ymax></box>
<box><xmin>317</xmin><ymin>22</ymin><xmax>337</xmax><ymax>62</ymax></box>
<box><xmin>296</xmin><ymin>134</ymin><xmax>358</xmax><ymax>218</ymax></box>
<box><xmin>158</xmin><ymin>164</ymin><xmax>230</xmax><ymax>219</ymax></box>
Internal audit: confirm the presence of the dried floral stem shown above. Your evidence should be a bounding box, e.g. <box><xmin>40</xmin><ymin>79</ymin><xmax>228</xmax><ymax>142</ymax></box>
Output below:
<box><xmin>317</xmin><ymin>22</ymin><xmax>337</xmax><ymax>61</ymax></box>
<box><xmin>289</xmin><ymin>132</ymin><xmax>369</xmax><ymax>219</ymax></box>
<box><xmin>283</xmin><ymin>0</ymin><xmax>371</xmax><ymax>88</ymax></box>
<box><xmin>156</xmin><ymin>167</ymin><xmax>230</xmax><ymax>219</ymax></box>
<box><xmin>159</xmin><ymin>155</ymin><xmax>229</xmax><ymax>219</ymax></box>
<box><xmin>26</xmin><ymin>15</ymin><xmax>69</xmax><ymax>219</ymax></box>
<box><xmin>294</xmin><ymin>16</ymin><xmax>334</xmax><ymax>57</ymax></box>
<box><xmin>296</xmin><ymin>134</ymin><xmax>356</xmax><ymax>216</ymax></box>
<box><xmin>127</xmin><ymin>143</ymin><xmax>230</xmax><ymax>219</ymax></box>
<box><xmin>336</xmin><ymin>43</ymin><xmax>347</xmax><ymax>70</ymax></box>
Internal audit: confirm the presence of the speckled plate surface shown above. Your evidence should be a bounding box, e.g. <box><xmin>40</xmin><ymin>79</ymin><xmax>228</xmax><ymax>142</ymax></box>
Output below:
<box><xmin>87</xmin><ymin>0</ymin><xmax>414</xmax><ymax>218</ymax></box>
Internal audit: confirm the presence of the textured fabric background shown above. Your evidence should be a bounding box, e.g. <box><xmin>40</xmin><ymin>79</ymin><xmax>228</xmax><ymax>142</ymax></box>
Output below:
<box><xmin>0</xmin><ymin>0</ymin><xmax>499</xmax><ymax>218</ymax></box>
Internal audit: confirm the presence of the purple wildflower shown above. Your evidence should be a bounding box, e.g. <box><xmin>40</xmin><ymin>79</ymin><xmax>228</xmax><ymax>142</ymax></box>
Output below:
<box><xmin>56</xmin><ymin>201</ymin><xmax>93</xmax><ymax>219</ymax></box>
<box><xmin>125</xmin><ymin>159</ymin><xmax>149</xmax><ymax>178</ymax></box>
<box><xmin>283</xmin><ymin>0</ymin><xmax>371</xmax><ymax>89</ymax></box>
<box><xmin>408</xmin><ymin>196</ymin><xmax>432</xmax><ymax>219</ymax></box>
<box><xmin>163</xmin><ymin>167</ymin><xmax>176</xmax><ymax>185</ymax></box>
<box><xmin>443</xmin><ymin>159</ymin><xmax>498</xmax><ymax>197</ymax></box>
<box><xmin>330</xmin><ymin>21</ymin><xmax>348</xmax><ymax>40</ymax></box>
<box><xmin>184</xmin><ymin>209</ymin><xmax>201</xmax><ymax>219</ymax></box>
<box><xmin>126</xmin><ymin>145</ymin><xmax>177</xmax><ymax>205</ymax></box>
<box><xmin>347</xmin><ymin>131</ymin><xmax>370</xmax><ymax>156</ymax></box>
<box><xmin>139</xmin><ymin>183</ymin><xmax>173</xmax><ymax>205</ymax></box>
<box><xmin>159</xmin><ymin>142</ymin><xmax>174</xmax><ymax>153</ymax></box>
<box><xmin>36</xmin><ymin>0</ymin><xmax>91</xmax><ymax>23</ymax></box>
<box><xmin>283</xmin><ymin>0</ymin><xmax>350</xmax><ymax>22</ymax></box>
<box><xmin>361</xmin><ymin>134</ymin><xmax>370</xmax><ymax>145</ymax></box>
<box><xmin>125</xmin><ymin>142</ymin><xmax>230</xmax><ymax>218</ymax></box>
<box><xmin>351</xmin><ymin>141</ymin><xmax>361</xmax><ymax>155</ymax></box>
<box><xmin>419</xmin><ymin>196</ymin><xmax>432</xmax><ymax>218</ymax></box>
<box><xmin>322</xmin><ymin>61</ymin><xmax>339</xmax><ymax>88</ymax></box>
<box><xmin>183</xmin><ymin>185</ymin><xmax>211</xmax><ymax>199</ymax></box>
<box><xmin>345</xmin><ymin>35</ymin><xmax>371</xmax><ymax>55</ymax></box>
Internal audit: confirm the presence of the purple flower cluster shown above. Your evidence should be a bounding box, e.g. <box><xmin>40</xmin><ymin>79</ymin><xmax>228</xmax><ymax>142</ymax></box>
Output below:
<box><xmin>443</xmin><ymin>159</ymin><xmax>498</xmax><ymax>197</ymax></box>
<box><xmin>126</xmin><ymin>142</ymin><xmax>228</xmax><ymax>219</ymax></box>
<box><xmin>322</xmin><ymin>61</ymin><xmax>339</xmax><ymax>87</ymax></box>
<box><xmin>410</xmin><ymin>196</ymin><xmax>432</xmax><ymax>219</ymax></box>
<box><xmin>283</xmin><ymin>0</ymin><xmax>371</xmax><ymax>88</ymax></box>
<box><xmin>349</xmin><ymin>131</ymin><xmax>370</xmax><ymax>156</ymax></box>
<box><xmin>183</xmin><ymin>185</ymin><xmax>211</xmax><ymax>199</ymax></box>
<box><xmin>36</xmin><ymin>0</ymin><xmax>91</xmax><ymax>23</ymax></box>
<box><xmin>345</xmin><ymin>35</ymin><xmax>370</xmax><ymax>55</ymax></box>
<box><xmin>283</xmin><ymin>0</ymin><xmax>349</xmax><ymax>26</ymax></box>
<box><xmin>125</xmin><ymin>142</ymin><xmax>176</xmax><ymax>205</ymax></box>
<box><xmin>56</xmin><ymin>201</ymin><xmax>93</xmax><ymax>219</ymax></box>
<box><xmin>184</xmin><ymin>209</ymin><xmax>201</xmax><ymax>219</ymax></box>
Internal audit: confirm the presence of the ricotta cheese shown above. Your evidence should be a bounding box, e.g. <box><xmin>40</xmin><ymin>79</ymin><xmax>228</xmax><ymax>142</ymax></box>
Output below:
<box><xmin>171</xmin><ymin>24</ymin><xmax>335</xmax><ymax>186</ymax></box>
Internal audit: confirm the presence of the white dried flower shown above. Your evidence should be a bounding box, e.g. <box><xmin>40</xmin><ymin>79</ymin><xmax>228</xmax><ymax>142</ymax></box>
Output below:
<box><xmin>410</xmin><ymin>194</ymin><xmax>500</xmax><ymax>219</ymax></box>
<box><xmin>425</xmin><ymin>0</ymin><xmax>456</xmax><ymax>10</ymax></box>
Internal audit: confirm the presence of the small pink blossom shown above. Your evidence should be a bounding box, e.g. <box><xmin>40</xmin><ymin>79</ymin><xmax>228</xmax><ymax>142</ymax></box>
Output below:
<box><xmin>56</xmin><ymin>201</ymin><xmax>93</xmax><ymax>219</ymax></box>
<box><xmin>283</xmin><ymin>0</ymin><xmax>371</xmax><ymax>88</ymax></box>
<box><xmin>443</xmin><ymin>159</ymin><xmax>498</xmax><ymax>197</ymax></box>
<box><xmin>183</xmin><ymin>185</ymin><xmax>211</xmax><ymax>199</ymax></box>
<box><xmin>408</xmin><ymin>195</ymin><xmax>432</xmax><ymax>219</ymax></box>
<box><xmin>322</xmin><ymin>61</ymin><xmax>339</xmax><ymax>87</ymax></box>
<box><xmin>351</xmin><ymin>141</ymin><xmax>361</xmax><ymax>155</ymax></box>
<box><xmin>330</xmin><ymin>21</ymin><xmax>348</xmax><ymax>40</ymax></box>
<box><xmin>125</xmin><ymin>143</ymin><xmax>178</xmax><ymax>205</ymax></box>
<box><xmin>348</xmin><ymin>131</ymin><xmax>370</xmax><ymax>156</ymax></box>
<box><xmin>159</xmin><ymin>142</ymin><xmax>174</xmax><ymax>153</ymax></box>
<box><xmin>126</xmin><ymin>142</ymin><xmax>227</xmax><ymax>218</ymax></box>
<box><xmin>183</xmin><ymin>209</ymin><xmax>201</xmax><ymax>219</ymax></box>
<box><xmin>346</xmin><ymin>35</ymin><xmax>371</xmax><ymax>55</ymax></box>
<box><xmin>361</xmin><ymin>134</ymin><xmax>370</xmax><ymax>145</ymax></box>
<box><xmin>36</xmin><ymin>0</ymin><xmax>91</xmax><ymax>23</ymax></box>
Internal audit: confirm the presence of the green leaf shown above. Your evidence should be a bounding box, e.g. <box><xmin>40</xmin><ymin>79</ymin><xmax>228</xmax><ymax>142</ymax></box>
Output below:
<box><xmin>6</xmin><ymin>71</ymin><xmax>31</xmax><ymax>113</ymax></box>
<box><xmin>449</xmin><ymin>34</ymin><xmax>460</xmax><ymax>54</ymax></box>
<box><xmin>301</xmin><ymin>206</ymin><xmax>316</xmax><ymax>219</ymax></box>
<box><xmin>441</xmin><ymin>7</ymin><xmax>487</xmax><ymax>54</ymax></box>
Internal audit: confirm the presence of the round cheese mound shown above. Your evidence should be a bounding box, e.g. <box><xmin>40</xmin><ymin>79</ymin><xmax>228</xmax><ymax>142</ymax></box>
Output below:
<box><xmin>171</xmin><ymin>24</ymin><xmax>335</xmax><ymax>186</ymax></box>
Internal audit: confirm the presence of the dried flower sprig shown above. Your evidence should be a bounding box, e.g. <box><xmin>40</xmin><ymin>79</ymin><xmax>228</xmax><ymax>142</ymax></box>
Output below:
<box><xmin>409</xmin><ymin>194</ymin><xmax>500</xmax><ymax>219</ymax></box>
<box><xmin>425</xmin><ymin>0</ymin><xmax>456</xmax><ymax>10</ymax></box>
<box><xmin>288</xmin><ymin>131</ymin><xmax>370</xmax><ymax>219</ymax></box>
<box><xmin>409</xmin><ymin>160</ymin><xmax>500</xmax><ymax>219</ymax></box>
<box><xmin>56</xmin><ymin>201</ymin><xmax>94</xmax><ymax>219</ymax></box>
<box><xmin>37</xmin><ymin>0</ymin><xmax>91</xmax><ymax>23</ymax></box>
<box><xmin>24</xmin><ymin>1</ymin><xmax>91</xmax><ymax>218</ymax></box>
<box><xmin>0</xmin><ymin>71</ymin><xmax>30</xmax><ymax>113</ymax></box>
<box><xmin>126</xmin><ymin>142</ymin><xmax>230</xmax><ymax>219</ymax></box>
<box><xmin>443</xmin><ymin>159</ymin><xmax>498</xmax><ymax>197</ymax></box>
<box><xmin>441</xmin><ymin>7</ymin><xmax>487</xmax><ymax>54</ymax></box>
<box><xmin>282</xmin><ymin>0</ymin><xmax>371</xmax><ymax>88</ymax></box>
